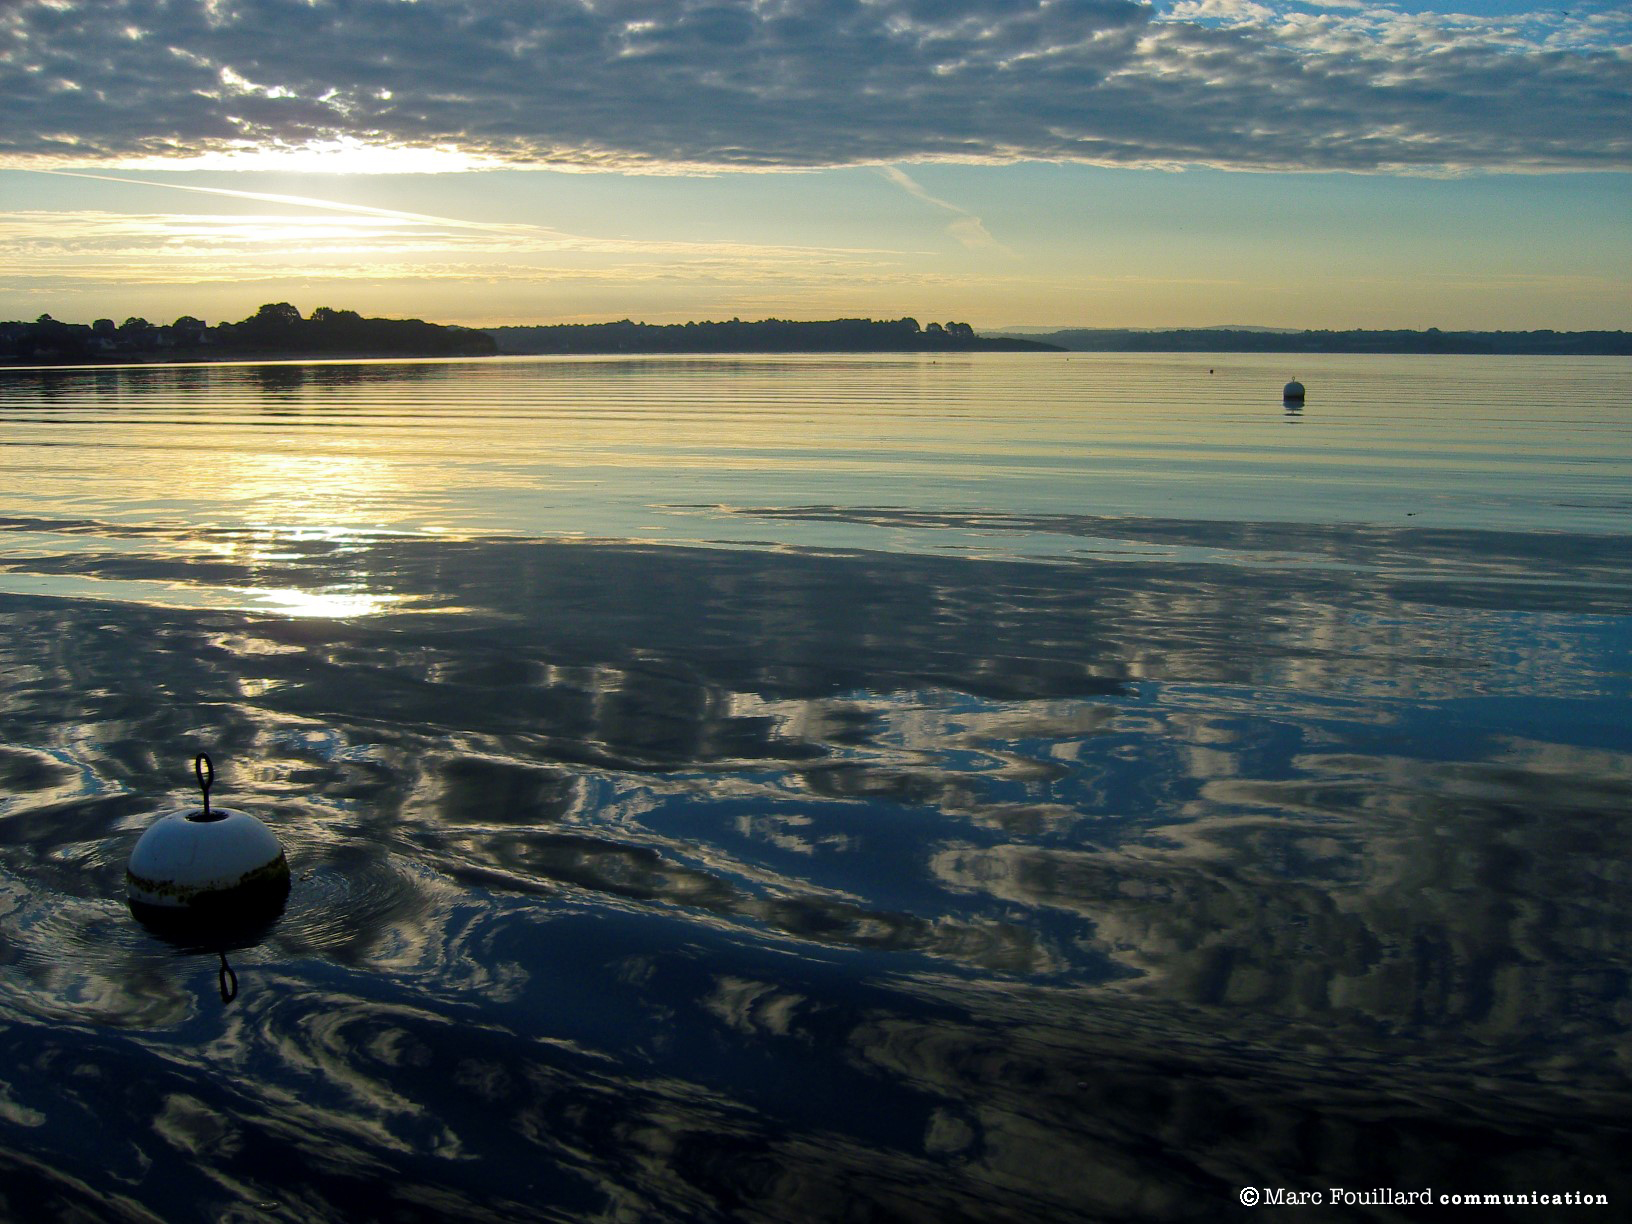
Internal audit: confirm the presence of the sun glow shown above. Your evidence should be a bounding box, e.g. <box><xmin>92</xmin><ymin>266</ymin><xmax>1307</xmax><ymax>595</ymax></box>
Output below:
<box><xmin>114</xmin><ymin>138</ymin><xmax>507</xmax><ymax>176</ymax></box>
<box><xmin>236</xmin><ymin>584</ymin><xmax>406</xmax><ymax>619</ymax></box>
<box><xmin>217</xmin><ymin>451</ymin><xmax>402</xmax><ymax>528</ymax></box>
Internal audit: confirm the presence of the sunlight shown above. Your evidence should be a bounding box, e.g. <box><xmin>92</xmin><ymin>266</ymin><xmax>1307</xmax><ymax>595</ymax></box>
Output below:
<box><xmin>158</xmin><ymin>214</ymin><xmax>431</xmax><ymax>250</ymax></box>
<box><xmin>218</xmin><ymin>453</ymin><xmax>400</xmax><ymax>528</ymax></box>
<box><xmin>117</xmin><ymin>137</ymin><xmax>506</xmax><ymax>176</ymax></box>
<box><xmin>236</xmin><ymin>584</ymin><xmax>405</xmax><ymax>618</ymax></box>
<box><xmin>199</xmin><ymin>455</ymin><xmax>417</xmax><ymax>615</ymax></box>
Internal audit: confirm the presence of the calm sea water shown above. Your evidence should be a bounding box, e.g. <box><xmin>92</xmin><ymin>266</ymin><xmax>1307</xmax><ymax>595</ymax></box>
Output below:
<box><xmin>1</xmin><ymin>353</ymin><xmax>1629</xmax><ymax>1222</ymax></box>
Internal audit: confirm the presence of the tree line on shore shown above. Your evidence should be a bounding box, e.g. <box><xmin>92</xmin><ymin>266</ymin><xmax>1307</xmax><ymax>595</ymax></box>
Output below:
<box><xmin>483</xmin><ymin>317</ymin><xmax>1058</xmax><ymax>354</ymax></box>
<box><xmin>2</xmin><ymin>308</ymin><xmax>1055</xmax><ymax>361</ymax></box>
<box><xmin>7</xmin><ymin>306</ymin><xmax>1625</xmax><ymax>361</ymax></box>
<box><xmin>0</xmin><ymin>303</ymin><xmax>497</xmax><ymax>362</ymax></box>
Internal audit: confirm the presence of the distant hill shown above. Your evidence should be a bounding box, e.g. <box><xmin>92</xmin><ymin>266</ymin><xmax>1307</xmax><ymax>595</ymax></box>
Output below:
<box><xmin>997</xmin><ymin>324</ymin><xmax>1302</xmax><ymax>335</ymax></box>
<box><xmin>485</xmin><ymin>317</ymin><xmax>1061</xmax><ymax>355</ymax></box>
<box><xmin>988</xmin><ymin>328</ymin><xmax>1632</xmax><ymax>355</ymax></box>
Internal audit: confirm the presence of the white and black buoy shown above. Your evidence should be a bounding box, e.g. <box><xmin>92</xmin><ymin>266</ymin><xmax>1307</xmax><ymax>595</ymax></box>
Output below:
<box><xmin>1283</xmin><ymin>378</ymin><xmax>1306</xmax><ymax>402</ymax></box>
<box><xmin>127</xmin><ymin>754</ymin><xmax>290</xmax><ymax>925</ymax></box>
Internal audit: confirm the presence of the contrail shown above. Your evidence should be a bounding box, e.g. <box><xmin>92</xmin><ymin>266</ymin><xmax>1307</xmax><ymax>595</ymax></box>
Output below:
<box><xmin>26</xmin><ymin>167</ymin><xmax>908</xmax><ymax>259</ymax></box>
<box><xmin>877</xmin><ymin>165</ymin><xmax>1012</xmax><ymax>255</ymax></box>
<box><xmin>28</xmin><ymin>168</ymin><xmax>509</xmax><ymax>232</ymax></box>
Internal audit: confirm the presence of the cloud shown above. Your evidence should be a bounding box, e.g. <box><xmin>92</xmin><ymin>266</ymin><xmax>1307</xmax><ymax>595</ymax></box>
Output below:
<box><xmin>0</xmin><ymin>0</ymin><xmax>1627</xmax><ymax>173</ymax></box>
<box><xmin>19</xmin><ymin>170</ymin><xmax>906</xmax><ymax>259</ymax></box>
<box><xmin>0</xmin><ymin>177</ymin><xmax>917</xmax><ymax>294</ymax></box>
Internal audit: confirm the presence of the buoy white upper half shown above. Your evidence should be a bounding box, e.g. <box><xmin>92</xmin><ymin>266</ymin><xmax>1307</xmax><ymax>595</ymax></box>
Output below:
<box><xmin>127</xmin><ymin>808</ymin><xmax>289</xmax><ymax>908</ymax></box>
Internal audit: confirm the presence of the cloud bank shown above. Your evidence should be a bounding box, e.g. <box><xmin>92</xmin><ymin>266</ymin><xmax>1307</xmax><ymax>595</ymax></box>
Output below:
<box><xmin>2</xmin><ymin>0</ymin><xmax>1628</xmax><ymax>173</ymax></box>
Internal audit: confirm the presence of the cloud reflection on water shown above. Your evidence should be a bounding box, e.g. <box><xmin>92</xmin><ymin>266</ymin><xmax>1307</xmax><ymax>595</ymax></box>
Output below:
<box><xmin>0</xmin><ymin>522</ymin><xmax>1628</xmax><ymax>1217</ymax></box>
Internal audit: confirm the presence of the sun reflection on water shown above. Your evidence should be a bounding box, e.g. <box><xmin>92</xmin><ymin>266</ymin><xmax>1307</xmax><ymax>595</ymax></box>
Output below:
<box><xmin>197</xmin><ymin>445</ymin><xmax>420</xmax><ymax>618</ymax></box>
<box><xmin>215</xmin><ymin>451</ymin><xmax>402</xmax><ymax>530</ymax></box>
<box><xmin>235</xmin><ymin>584</ymin><xmax>405</xmax><ymax>619</ymax></box>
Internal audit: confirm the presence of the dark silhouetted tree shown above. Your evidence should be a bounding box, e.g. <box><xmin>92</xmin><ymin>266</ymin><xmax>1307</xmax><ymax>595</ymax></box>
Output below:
<box><xmin>118</xmin><ymin>318</ymin><xmax>154</xmax><ymax>350</ymax></box>
<box><xmin>310</xmin><ymin>306</ymin><xmax>361</xmax><ymax>324</ymax></box>
<box><xmin>253</xmin><ymin>303</ymin><xmax>303</xmax><ymax>327</ymax></box>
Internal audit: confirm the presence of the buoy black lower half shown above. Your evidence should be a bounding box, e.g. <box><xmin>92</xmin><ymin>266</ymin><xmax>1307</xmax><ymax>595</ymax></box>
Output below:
<box><xmin>128</xmin><ymin>884</ymin><xmax>289</xmax><ymax>951</ymax></box>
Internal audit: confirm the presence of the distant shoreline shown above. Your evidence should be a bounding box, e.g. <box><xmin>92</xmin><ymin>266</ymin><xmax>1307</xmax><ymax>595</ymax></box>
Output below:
<box><xmin>1</xmin><ymin>311</ymin><xmax>1059</xmax><ymax>364</ymax></box>
<box><xmin>0</xmin><ymin>304</ymin><xmax>496</xmax><ymax>366</ymax></box>
<box><xmin>6</xmin><ymin>307</ymin><xmax>1627</xmax><ymax>365</ymax></box>
<box><xmin>483</xmin><ymin>318</ymin><xmax>1062</xmax><ymax>355</ymax></box>
<box><xmin>0</xmin><ymin>339</ymin><xmax>1056</xmax><ymax>369</ymax></box>
<box><xmin>994</xmin><ymin>327</ymin><xmax>1632</xmax><ymax>356</ymax></box>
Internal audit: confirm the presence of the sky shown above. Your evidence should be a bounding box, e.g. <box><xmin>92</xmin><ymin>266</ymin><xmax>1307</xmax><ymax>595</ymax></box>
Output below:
<box><xmin>2</xmin><ymin>0</ymin><xmax>1628</xmax><ymax>331</ymax></box>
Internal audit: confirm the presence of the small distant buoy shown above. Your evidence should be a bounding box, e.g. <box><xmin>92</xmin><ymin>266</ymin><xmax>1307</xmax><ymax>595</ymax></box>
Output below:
<box><xmin>127</xmin><ymin>754</ymin><xmax>290</xmax><ymax>921</ymax></box>
<box><xmin>1283</xmin><ymin>379</ymin><xmax>1306</xmax><ymax>401</ymax></box>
